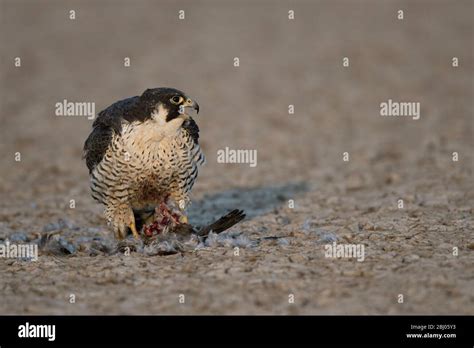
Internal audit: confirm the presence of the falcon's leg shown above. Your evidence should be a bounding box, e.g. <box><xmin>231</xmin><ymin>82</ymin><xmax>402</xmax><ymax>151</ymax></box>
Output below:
<box><xmin>106</xmin><ymin>204</ymin><xmax>140</xmax><ymax>240</ymax></box>
<box><xmin>129</xmin><ymin>220</ymin><xmax>140</xmax><ymax>239</ymax></box>
<box><xmin>114</xmin><ymin>223</ymin><xmax>128</xmax><ymax>240</ymax></box>
<box><xmin>177</xmin><ymin>201</ymin><xmax>189</xmax><ymax>224</ymax></box>
<box><xmin>167</xmin><ymin>194</ymin><xmax>190</xmax><ymax>225</ymax></box>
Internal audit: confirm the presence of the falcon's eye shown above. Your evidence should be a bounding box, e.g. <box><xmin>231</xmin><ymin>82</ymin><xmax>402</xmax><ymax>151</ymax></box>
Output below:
<box><xmin>170</xmin><ymin>96</ymin><xmax>183</xmax><ymax>105</ymax></box>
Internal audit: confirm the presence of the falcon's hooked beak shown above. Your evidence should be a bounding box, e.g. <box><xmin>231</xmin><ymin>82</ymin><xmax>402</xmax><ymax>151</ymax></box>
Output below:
<box><xmin>182</xmin><ymin>98</ymin><xmax>200</xmax><ymax>114</ymax></box>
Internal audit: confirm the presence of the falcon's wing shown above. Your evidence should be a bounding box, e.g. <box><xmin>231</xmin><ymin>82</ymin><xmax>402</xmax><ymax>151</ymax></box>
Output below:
<box><xmin>83</xmin><ymin>96</ymin><xmax>139</xmax><ymax>173</ymax></box>
<box><xmin>182</xmin><ymin>117</ymin><xmax>200</xmax><ymax>144</ymax></box>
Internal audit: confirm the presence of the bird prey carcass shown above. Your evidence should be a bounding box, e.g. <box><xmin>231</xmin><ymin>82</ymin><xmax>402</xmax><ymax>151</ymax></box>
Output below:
<box><xmin>83</xmin><ymin>87</ymin><xmax>205</xmax><ymax>240</ymax></box>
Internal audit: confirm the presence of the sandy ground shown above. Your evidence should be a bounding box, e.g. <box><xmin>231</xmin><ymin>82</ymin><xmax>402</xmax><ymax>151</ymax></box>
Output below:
<box><xmin>0</xmin><ymin>0</ymin><xmax>473</xmax><ymax>314</ymax></box>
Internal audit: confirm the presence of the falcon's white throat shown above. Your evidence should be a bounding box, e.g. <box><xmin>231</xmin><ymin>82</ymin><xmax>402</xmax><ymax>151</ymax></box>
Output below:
<box><xmin>121</xmin><ymin>104</ymin><xmax>186</xmax><ymax>158</ymax></box>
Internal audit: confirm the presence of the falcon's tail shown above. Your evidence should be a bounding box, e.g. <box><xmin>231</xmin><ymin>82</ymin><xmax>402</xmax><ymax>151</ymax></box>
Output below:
<box><xmin>197</xmin><ymin>209</ymin><xmax>246</xmax><ymax>237</ymax></box>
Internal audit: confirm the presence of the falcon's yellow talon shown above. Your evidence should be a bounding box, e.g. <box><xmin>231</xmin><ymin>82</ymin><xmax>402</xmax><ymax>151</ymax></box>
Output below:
<box><xmin>179</xmin><ymin>215</ymin><xmax>189</xmax><ymax>224</ymax></box>
<box><xmin>130</xmin><ymin>221</ymin><xmax>140</xmax><ymax>239</ymax></box>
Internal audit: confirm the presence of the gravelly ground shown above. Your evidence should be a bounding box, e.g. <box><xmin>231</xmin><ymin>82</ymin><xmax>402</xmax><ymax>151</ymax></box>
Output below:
<box><xmin>0</xmin><ymin>0</ymin><xmax>473</xmax><ymax>314</ymax></box>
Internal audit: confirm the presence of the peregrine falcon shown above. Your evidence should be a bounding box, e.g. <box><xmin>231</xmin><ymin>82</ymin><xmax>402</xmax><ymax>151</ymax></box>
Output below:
<box><xmin>83</xmin><ymin>87</ymin><xmax>205</xmax><ymax>240</ymax></box>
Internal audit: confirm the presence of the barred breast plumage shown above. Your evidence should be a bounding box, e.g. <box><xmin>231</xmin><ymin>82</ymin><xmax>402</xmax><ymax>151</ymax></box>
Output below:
<box><xmin>91</xmin><ymin>121</ymin><xmax>204</xmax><ymax>202</ymax></box>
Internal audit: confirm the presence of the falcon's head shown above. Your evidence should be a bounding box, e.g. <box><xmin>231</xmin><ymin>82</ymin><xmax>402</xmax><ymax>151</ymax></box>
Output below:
<box><xmin>138</xmin><ymin>87</ymin><xmax>199</xmax><ymax>123</ymax></box>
